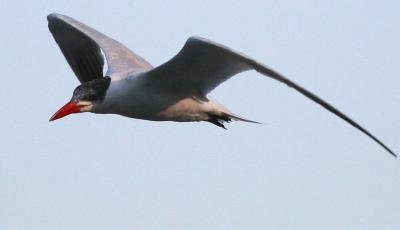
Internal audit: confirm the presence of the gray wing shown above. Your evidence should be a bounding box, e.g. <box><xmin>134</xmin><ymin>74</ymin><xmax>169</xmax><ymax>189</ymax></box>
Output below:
<box><xmin>47</xmin><ymin>13</ymin><xmax>152</xmax><ymax>83</ymax></box>
<box><xmin>148</xmin><ymin>36</ymin><xmax>396</xmax><ymax>157</ymax></box>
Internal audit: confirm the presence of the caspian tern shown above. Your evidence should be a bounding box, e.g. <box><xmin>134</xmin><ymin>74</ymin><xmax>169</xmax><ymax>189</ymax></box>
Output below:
<box><xmin>47</xmin><ymin>13</ymin><xmax>396</xmax><ymax>157</ymax></box>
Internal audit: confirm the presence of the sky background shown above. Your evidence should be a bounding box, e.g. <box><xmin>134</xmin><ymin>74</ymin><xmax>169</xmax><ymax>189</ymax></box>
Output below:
<box><xmin>1</xmin><ymin>0</ymin><xmax>400</xmax><ymax>229</ymax></box>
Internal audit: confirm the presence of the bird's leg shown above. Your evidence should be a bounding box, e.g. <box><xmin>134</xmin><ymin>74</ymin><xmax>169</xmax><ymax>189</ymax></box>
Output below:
<box><xmin>206</xmin><ymin>113</ymin><xmax>232</xmax><ymax>129</ymax></box>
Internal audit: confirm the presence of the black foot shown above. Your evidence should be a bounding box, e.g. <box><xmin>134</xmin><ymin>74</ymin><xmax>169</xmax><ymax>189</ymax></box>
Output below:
<box><xmin>206</xmin><ymin>114</ymin><xmax>232</xmax><ymax>129</ymax></box>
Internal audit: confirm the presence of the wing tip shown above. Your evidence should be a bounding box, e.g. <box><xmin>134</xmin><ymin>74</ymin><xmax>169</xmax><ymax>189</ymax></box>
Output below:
<box><xmin>386</xmin><ymin>148</ymin><xmax>397</xmax><ymax>158</ymax></box>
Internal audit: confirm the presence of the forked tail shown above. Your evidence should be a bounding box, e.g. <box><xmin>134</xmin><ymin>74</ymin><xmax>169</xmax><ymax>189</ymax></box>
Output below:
<box><xmin>207</xmin><ymin>112</ymin><xmax>260</xmax><ymax>129</ymax></box>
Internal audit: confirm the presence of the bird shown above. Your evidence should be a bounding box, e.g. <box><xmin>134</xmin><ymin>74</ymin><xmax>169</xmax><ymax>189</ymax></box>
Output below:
<box><xmin>47</xmin><ymin>13</ymin><xmax>396</xmax><ymax>157</ymax></box>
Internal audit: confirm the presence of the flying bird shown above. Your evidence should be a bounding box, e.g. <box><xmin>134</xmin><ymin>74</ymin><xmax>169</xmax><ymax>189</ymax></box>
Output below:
<box><xmin>47</xmin><ymin>13</ymin><xmax>396</xmax><ymax>157</ymax></box>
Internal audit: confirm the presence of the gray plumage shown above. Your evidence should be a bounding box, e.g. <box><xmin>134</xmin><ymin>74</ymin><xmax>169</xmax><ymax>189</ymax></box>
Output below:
<box><xmin>48</xmin><ymin>13</ymin><xmax>396</xmax><ymax>157</ymax></box>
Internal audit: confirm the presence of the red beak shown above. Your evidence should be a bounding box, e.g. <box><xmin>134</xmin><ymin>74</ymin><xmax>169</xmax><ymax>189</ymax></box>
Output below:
<box><xmin>49</xmin><ymin>101</ymin><xmax>83</xmax><ymax>121</ymax></box>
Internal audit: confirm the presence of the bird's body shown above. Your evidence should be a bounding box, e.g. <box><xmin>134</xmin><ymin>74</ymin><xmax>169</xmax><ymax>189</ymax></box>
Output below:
<box><xmin>47</xmin><ymin>13</ymin><xmax>396</xmax><ymax>156</ymax></box>
<box><xmin>94</xmin><ymin>73</ymin><xmax>227</xmax><ymax>122</ymax></box>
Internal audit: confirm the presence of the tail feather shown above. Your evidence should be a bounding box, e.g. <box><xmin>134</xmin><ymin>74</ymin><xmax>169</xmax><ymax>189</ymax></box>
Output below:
<box><xmin>223</xmin><ymin>112</ymin><xmax>261</xmax><ymax>124</ymax></box>
<box><xmin>207</xmin><ymin>112</ymin><xmax>260</xmax><ymax>129</ymax></box>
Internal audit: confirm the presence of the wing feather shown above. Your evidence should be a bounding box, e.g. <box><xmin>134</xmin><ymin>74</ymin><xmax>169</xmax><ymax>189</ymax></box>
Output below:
<box><xmin>147</xmin><ymin>36</ymin><xmax>395</xmax><ymax>157</ymax></box>
<box><xmin>47</xmin><ymin>13</ymin><xmax>152</xmax><ymax>82</ymax></box>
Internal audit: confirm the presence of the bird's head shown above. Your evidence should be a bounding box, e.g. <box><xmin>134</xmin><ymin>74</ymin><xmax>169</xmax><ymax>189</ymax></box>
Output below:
<box><xmin>49</xmin><ymin>77</ymin><xmax>111</xmax><ymax>121</ymax></box>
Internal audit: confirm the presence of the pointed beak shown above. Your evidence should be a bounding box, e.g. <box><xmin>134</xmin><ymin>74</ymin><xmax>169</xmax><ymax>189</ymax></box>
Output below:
<box><xmin>49</xmin><ymin>101</ymin><xmax>83</xmax><ymax>121</ymax></box>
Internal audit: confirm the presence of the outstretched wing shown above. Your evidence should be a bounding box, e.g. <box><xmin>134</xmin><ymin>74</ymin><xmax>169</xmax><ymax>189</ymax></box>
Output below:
<box><xmin>47</xmin><ymin>13</ymin><xmax>152</xmax><ymax>83</ymax></box>
<box><xmin>147</xmin><ymin>37</ymin><xmax>252</xmax><ymax>95</ymax></box>
<box><xmin>147</xmin><ymin>36</ymin><xmax>396</xmax><ymax>157</ymax></box>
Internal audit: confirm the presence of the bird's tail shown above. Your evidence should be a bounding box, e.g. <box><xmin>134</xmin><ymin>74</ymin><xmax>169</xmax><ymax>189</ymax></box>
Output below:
<box><xmin>207</xmin><ymin>111</ymin><xmax>260</xmax><ymax>129</ymax></box>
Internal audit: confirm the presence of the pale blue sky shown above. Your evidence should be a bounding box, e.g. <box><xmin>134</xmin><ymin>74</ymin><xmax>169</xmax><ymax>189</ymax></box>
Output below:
<box><xmin>1</xmin><ymin>0</ymin><xmax>400</xmax><ymax>229</ymax></box>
